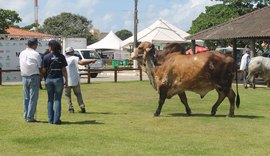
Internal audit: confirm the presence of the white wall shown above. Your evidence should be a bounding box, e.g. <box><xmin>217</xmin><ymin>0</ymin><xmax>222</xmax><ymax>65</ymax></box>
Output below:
<box><xmin>0</xmin><ymin>40</ymin><xmax>48</xmax><ymax>82</ymax></box>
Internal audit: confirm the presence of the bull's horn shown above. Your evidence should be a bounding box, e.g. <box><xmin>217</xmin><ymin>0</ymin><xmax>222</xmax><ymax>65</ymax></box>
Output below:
<box><xmin>146</xmin><ymin>48</ymin><xmax>151</xmax><ymax>52</ymax></box>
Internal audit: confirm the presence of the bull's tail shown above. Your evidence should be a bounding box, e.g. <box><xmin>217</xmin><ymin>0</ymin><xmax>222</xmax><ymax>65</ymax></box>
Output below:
<box><xmin>235</xmin><ymin>70</ymin><xmax>240</xmax><ymax>108</ymax></box>
<box><xmin>236</xmin><ymin>90</ymin><xmax>240</xmax><ymax>108</ymax></box>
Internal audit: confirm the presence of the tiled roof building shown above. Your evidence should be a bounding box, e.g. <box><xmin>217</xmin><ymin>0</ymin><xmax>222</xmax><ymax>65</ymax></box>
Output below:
<box><xmin>4</xmin><ymin>27</ymin><xmax>53</xmax><ymax>39</ymax></box>
<box><xmin>187</xmin><ymin>6</ymin><xmax>270</xmax><ymax>40</ymax></box>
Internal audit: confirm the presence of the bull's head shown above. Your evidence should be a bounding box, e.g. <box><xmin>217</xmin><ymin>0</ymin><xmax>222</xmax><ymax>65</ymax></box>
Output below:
<box><xmin>131</xmin><ymin>42</ymin><xmax>155</xmax><ymax>70</ymax></box>
<box><xmin>131</xmin><ymin>42</ymin><xmax>157</xmax><ymax>90</ymax></box>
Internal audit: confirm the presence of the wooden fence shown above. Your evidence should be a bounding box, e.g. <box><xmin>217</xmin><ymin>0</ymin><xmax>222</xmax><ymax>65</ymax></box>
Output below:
<box><xmin>79</xmin><ymin>67</ymin><xmax>143</xmax><ymax>83</ymax></box>
<box><xmin>0</xmin><ymin>67</ymin><xmax>143</xmax><ymax>85</ymax></box>
<box><xmin>0</xmin><ymin>68</ymin><xmax>20</xmax><ymax>85</ymax></box>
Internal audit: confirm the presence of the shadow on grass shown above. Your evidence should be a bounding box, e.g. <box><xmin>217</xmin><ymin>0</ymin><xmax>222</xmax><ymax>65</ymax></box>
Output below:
<box><xmin>84</xmin><ymin>112</ymin><xmax>128</xmax><ymax>115</ymax></box>
<box><xmin>61</xmin><ymin>120</ymin><xmax>104</xmax><ymax>125</ymax></box>
<box><xmin>167</xmin><ymin>113</ymin><xmax>264</xmax><ymax>119</ymax></box>
<box><xmin>244</xmin><ymin>86</ymin><xmax>270</xmax><ymax>89</ymax></box>
<box><xmin>39</xmin><ymin>120</ymin><xmax>104</xmax><ymax>125</ymax></box>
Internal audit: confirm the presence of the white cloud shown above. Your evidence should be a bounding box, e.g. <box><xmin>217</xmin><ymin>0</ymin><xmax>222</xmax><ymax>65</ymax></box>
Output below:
<box><xmin>0</xmin><ymin>0</ymin><xmax>30</xmax><ymax>10</ymax></box>
<box><xmin>0</xmin><ymin>0</ymin><xmax>221</xmax><ymax>33</ymax></box>
<box><xmin>123</xmin><ymin>20</ymin><xmax>133</xmax><ymax>31</ymax></box>
<box><xmin>136</xmin><ymin>0</ymin><xmax>220</xmax><ymax>32</ymax></box>
<box><xmin>92</xmin><ymin>13</ymin><xmax>115</xmax><ymax>31</ymax></box>
<box><xmin>0</xmin><ymin>0</ymin><xmax>98</xmax><ymax>26</ymax></box>
<box><xmin>76</xmin><ymin>0</ymin><xmax>98</xmax><ymax>8</ymax></box>
<box><xmin>40</xmin><ymin>0</ymin><xmax>98</xmax><ymax>25</ymax></box>
<box><xmin>0</xmin><ymin>0</ymin><xmax>33</xmax><ymax>25</ymax></box>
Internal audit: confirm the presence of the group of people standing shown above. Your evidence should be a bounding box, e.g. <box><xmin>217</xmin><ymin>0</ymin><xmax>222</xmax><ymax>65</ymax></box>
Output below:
<box><xmin>19</xmin><ymin>38</ymin><xmax>96</xmax><ymax>125</ymax></box>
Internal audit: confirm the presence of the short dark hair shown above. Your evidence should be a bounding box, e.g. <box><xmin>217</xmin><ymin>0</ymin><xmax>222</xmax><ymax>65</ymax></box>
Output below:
<box><xmin>27</xmin><ymin>38</ymin><xmax>38</xmax><ymax>47</ymax></box>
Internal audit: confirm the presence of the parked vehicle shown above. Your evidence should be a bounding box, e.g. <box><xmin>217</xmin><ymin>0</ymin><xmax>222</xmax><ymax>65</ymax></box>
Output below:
<box><xmin>73</xmin><ymin>49</ymin><xmax>104</xmax><ymax>78</ymax></box>
<box><xmin>215</xmin><ymin>47</ymin><xmax>245</xmax><ymax>66</ymax></box>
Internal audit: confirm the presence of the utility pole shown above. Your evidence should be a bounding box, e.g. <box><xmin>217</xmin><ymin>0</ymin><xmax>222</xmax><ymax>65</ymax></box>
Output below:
<box><xmin>133</xmin><ymin>0</ymin><xmax>138</xmax><ymax>68</ymax></box>
<box><xmin>34</xmin><ymin>0</ymin><xmax>38</xmax><ymax>32</ymax></box>
<box><xmin>134</xmin><ymin>0</ymin><xmax>138</xmax><ymax>49</ymax></box>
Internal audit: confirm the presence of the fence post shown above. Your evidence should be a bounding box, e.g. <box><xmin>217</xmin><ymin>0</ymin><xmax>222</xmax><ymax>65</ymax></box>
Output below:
<box><xmin>87</xmin><ymin>67</ymin><xmax>91</xmax><ymax>84</ymax></box>
<box><xmin>139</xmin><ymin>68</ymin><xmax>142</xmax><ymax>81</ymax></box>
<box><xmin>114</xmin><ymin>68</ymin><xmax>117</xmax><ymax>82</ymax></box>
<box><xmin>0</xmin><ymin>68</ymin><xmax>2</xmax><ymax>85</ymax></box>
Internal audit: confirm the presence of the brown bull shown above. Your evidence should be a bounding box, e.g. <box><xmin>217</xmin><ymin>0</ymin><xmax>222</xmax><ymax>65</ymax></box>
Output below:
<box><xmin>131</xmin><ymin>42</ymin><xmax>240</xmax><ymax>117</ymax></box>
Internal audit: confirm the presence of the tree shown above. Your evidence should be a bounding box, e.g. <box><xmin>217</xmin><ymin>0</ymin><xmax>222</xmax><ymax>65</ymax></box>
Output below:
<box><xmin>189</xmin><ymin>0</ymin><xmax>269</xmax><ymax>49</ymax></box>
<box><xmin>115</xmin><ymin>29</ymin><xmax>133</xmax><ymax>40</ymax></box>
<box><xmin>42</xmin><ymin>12</ymin><xmax>95</xmax><ymax>44</ymax></box>
<box><xmin>0</xmin><ymin>9</ymin><xmax>21</xmax><ymax>34</ymax></box>
<box><xmin>213</xmin><ymin>0</ymin><xmax>270</xmax><ymax>6</ymax></box>
<box><xmin>21</xmin><ymin>23</ymin><xmax>39</xmax><ymax>31</ymax></box>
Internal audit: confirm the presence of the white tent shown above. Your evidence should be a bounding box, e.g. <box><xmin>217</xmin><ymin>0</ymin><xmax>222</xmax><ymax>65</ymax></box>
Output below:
<box><xmin>121</xmin><ymin>19</ymin><xmax>201</xmax><ymax>48</ymax></box>
<box><xmin>87</xmin><ymin>31</ymin><xmax>122</xmax><ymax>50</ymax></box>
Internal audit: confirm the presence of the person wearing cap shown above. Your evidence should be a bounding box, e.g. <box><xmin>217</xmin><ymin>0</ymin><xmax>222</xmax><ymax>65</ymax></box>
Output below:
<box><xmin>64</xmin><ymin>47</ymin><xmax>96</xmax><ymax>113</ymax></box>
<box><xmin>240</xmin><ymin>48</ymin><xmax>251</xmax><ymax>88</ymax></box>
<box><xmin>19</xmin><ymin>38</ymin><xmax>42</xmax><ymax>122</ymax></box>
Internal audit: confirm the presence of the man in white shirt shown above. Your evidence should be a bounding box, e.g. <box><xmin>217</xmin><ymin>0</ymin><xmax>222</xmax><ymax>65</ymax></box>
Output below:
<box><xmin>240</xmin><ymin>48</ymin><xmax>251</xmax><ymax>88</ymax></box>
<box><xmin>64</xmin><ymin>47</ymin><xmax>96</xmax><ymax>113</ymax></box>
<box><xmin>19</xmin><ymin>38</ymin><xmax>42</xmax><ymax>122</ymax></box>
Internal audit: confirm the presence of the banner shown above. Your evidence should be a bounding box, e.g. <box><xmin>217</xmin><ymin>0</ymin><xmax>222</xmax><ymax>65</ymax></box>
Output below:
<box><xmin>0</xmin><ymin>40</ymin><xmax>48</xmax><ymax>82</ymax></box>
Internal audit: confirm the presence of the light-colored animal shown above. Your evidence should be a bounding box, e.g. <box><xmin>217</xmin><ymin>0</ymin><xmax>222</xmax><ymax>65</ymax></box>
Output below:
<box><xmin>131</xmin><ymin>42</ymin><xmax>240</xmax><ymax>117</ymax></box>
<box><xmin>248</xmin><ymin>56</ymin><xmax>270</xmax><ymax>88</ymax></box>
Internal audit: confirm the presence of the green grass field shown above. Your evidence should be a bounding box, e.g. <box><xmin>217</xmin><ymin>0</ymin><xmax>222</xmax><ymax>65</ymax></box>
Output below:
<box><xmin>0</xmin><ymin>81</ymin><xmax>269</xmax><ymax>156</ymax></box>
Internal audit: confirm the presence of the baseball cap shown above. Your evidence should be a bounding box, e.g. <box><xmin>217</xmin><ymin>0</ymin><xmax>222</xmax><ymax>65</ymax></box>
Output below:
<box><xmin>246</xmin><ymin>48</ymin><xmax>251</xmax><ymax>52</ymax></box>
<box><xmin>65</xmin><ymin>47</ymin><xmax>74</xmax><ymax>53</ymax></box>
<box><xmin>27</xmin><ymin>38</ymin><xmax>38</xmax><ymax>46</ymax></box>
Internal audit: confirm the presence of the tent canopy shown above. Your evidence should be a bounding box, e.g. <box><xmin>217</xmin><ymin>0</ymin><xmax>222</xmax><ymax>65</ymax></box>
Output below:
<box><xmin>87</xmin><ymin>31</ymin><xmax>122</xmax><ymax>50</ymax></box>
<box><xmin>121</xmin><ymin>19</ymin><xmax>195</xmax><ymax>48</ymax></box>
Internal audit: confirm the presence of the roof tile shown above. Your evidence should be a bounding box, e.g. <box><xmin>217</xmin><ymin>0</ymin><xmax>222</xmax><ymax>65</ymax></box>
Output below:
<box><xmin>186</xmin><ymin>6</ymin><xmax>270</xmax><ymax>40</ymax></box>
<box><xmin>6</xmin><ymin>27</ymin><xmax>53</xmax><ymax>38</ymax></box>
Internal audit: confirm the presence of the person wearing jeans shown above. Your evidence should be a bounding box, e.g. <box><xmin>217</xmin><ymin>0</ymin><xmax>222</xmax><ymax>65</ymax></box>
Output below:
<box><xmin>42</xmin><ymin>40</ymin><xmax>68</xmax><ymax>124</ymax></box>
<box><xmin>22</xmin><ymin>75</ymin><xmax>40</xmax><ymax>121</ymax></box>
<box><xmin>46</xmin><ymin>77</ymin><xmax>64</xmax><ymax>124</ymax></box>
<box><xmin>19</xmin><ymin>38</ymin><xmax>42</xmax><ymax>122</ymax></box>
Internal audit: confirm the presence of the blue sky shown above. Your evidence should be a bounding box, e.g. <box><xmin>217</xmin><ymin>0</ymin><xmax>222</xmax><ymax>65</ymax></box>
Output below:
<box><xmin>0</xmin><ymin>0</ymin><xmax>220</xmax><ymax>33</ymax></box>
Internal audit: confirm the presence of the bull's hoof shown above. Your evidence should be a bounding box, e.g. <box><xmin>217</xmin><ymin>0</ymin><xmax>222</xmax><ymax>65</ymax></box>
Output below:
<box><xmin>186</xmin><ymin>113</ymin><xmax>191</xmax><ymax>116</ymax></box>
<box><xmin>186</xmin><ymin>109</ymin><xmax>191</xmax><ymax>116</ymax></box>
<box><xmin>154</xmin><ymin>112</ymin><xmax>160</xmax><ymax>117</ymax></box>
<box><xmin>186</xmin><ymin>112</ymin><xmax>191</xmax><ymax>116</ymax></box>
<box><xmin>211</xmin><ymin>111</ymin><xmax>216</xmax><ymax>116</ymax></box>
<box><xmin>227</xmin><ymin>113</ymin><xmax>234</xmax><ymax>117</ymax></box>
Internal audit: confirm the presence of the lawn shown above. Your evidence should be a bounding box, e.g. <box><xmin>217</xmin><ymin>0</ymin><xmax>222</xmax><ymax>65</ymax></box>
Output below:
<box><xmin>0</xmin><ymin>81</ymin><xmax>269</xmax><ymax>156</ymax></box>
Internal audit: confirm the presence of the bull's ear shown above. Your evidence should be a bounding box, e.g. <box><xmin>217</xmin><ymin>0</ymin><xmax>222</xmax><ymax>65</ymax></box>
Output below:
<box><xmin>146</xmin><ymin>42</ymin><xmax>154</xmax><ymax>52</ymax></box>
<box><xmin>130</xmin><ymin>52</ymin><xmax>136</xmax><ymax>59</ymax></box>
